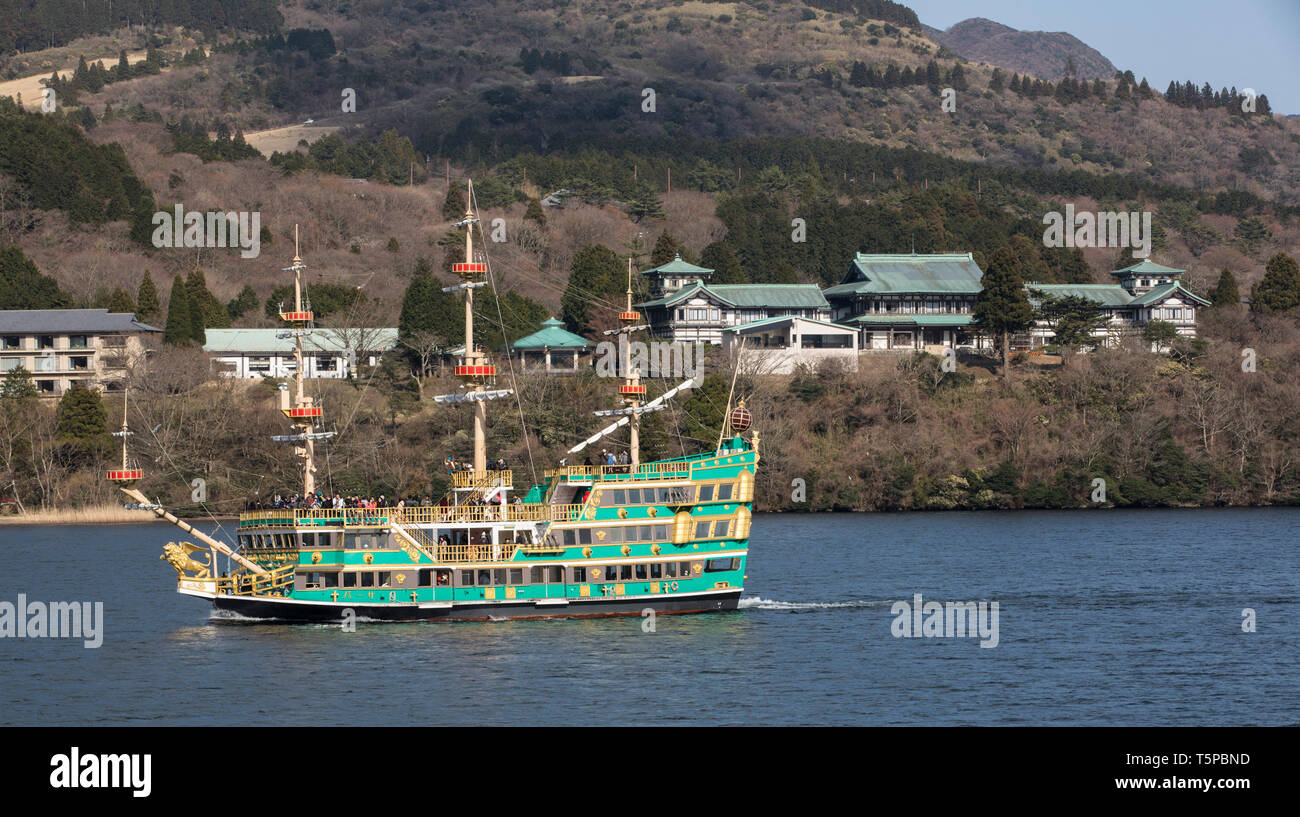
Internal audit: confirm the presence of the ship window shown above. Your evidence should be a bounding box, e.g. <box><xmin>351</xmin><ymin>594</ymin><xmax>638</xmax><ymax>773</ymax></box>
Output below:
<box><xmin>666</xmin><ymin>562</ymin><xmax>678</xmax><ymax>577</ymax></box>
<box><xmin>639</xmin><ymin>525</ymin><xmax>651</xmax><ymax>541</ymax></box>
<box><xmin>356</xmin><ymin>534</ymin><xmax>373</xmax><ymax>549</ymax></box>
<box><xmin>343</xmin><ymin>533</ymin><xmax>357</xmax><ymax>549</ymax></box>
<box><xmin>377</xmin><ymin>572</ymin><xmax>391</xmax><ymax>587</ymax></box>
<box><xmin>477</xmin><ymin>569</ymin><xmax>492</xmax><ymax>585</ymax></box>
<box><xmin>360</xmin><ymin>573</ymin><xmax>375</xmax><ymax>587</ymax></box>
<box><xmin>668</xmin><ymin>487</ymin><xmax>693</xmax><ymax>503</ymax></box>
<box><xmin>635</xmin><ymin>564</ymin><xmax>647</xmax><ymax>580</ymax></box>
<box><xmin>344</xmin><ymin>572</ymin><xmax>358</xmax><ymax>587</ymax></box>
<box><xmin>509</xmin><ymin>568</ymin><xmax>523</xmax><ymax>584</ymax></box>
<box><xmin>706</xmin><ymin>558</ymin><xmax>737</xmax><ymax>572</ymax></box>
<box><xmin>419</xmin><ymin>569</ymin><xmax>435</xmax><ymax>587</ymax></box>
<box><xmin>653</xmin><ymin>525</ymin><xmax>667</xmax><ymax>541</ymax></box>
<box><xmin>607</xmin><ymin>526</ymin><xmax>622</xmax><ymax>544</ymax></box>
<box><xmin>699</xmin><ymin>485</ymin><xmax>715</xmax><ymax>502</ymax></box>
<box><xmin>626</xmin><ymin>488</ymin><xmax>642</xmax><ymax>504</ymax></box>
<box><xmin>680</xmin><ymin>562</ymin><xmax>693</xmax><ymax>577</ymax></box>
<box><xmin>301</xmin><ymin>532</ymin><xmax>315</xmax><ymax>548</ymax></box>
<box><xmin>718</xmin><ymin>483</ymin><xmax>734</xmax><ymax>501</ymax></box>
<box><xmin>695</xmin><ymin>521</ymin><xmax>711</xmax><ymax>539</ymax></box>
<box><xmin>461</xmin><ymin>570</ymin><xmax>475</xmax><ymax>586</ymax></box>
<box><xmin>493</xmin><ymin>569</ymin><xmax>507</xmax><ymax>585</ymax></box>
<box><xmin>562</xmin><ymin>529</ymin><xmax>576</xmax><ymax>546</ymax></box>
<box><xmin>651</xmin><ymin>563</ymin><xmax>662</xmax><ymax>579</ymax></box>
<box><xmin>578</xmin><ymin>529</ymin><xmax>592</xmax><ymax>545</ymax></box>
<box><xmin>657</xmin><ymin>488</ymin><xmax>672</xmax><ymax>503</ymax></box>
<box><xmin>716</xmin><ymin>520</ymin><xmax>730</xmax><ymax>538</ymax></box>
<box><xmin>619</xmin><ymin>565</ymin><xmax>633</xmax><ymax>580</ymax></box>
<box><xmin>322</xmin><ymin>572</ymin><xmax>339</xmax><ymax>587</ymax></box>
<box><xmin>531</xmin><ymin>566</ymin><xmax>544</xmax><ymax>583</ymax></box>
<box><xmin>613</xmin><ymin>489</ymin><xmax>626</xmax><ymax>505</ymax></box>
<box><xmin>549</xmin><ymin>566</ymin><xmax>564</xmax><ymax>583</ymax></box>
<box><xmin>573</xmin><ymin>567</ymin><xmax>587</xmax><ymax>583</ymax></box>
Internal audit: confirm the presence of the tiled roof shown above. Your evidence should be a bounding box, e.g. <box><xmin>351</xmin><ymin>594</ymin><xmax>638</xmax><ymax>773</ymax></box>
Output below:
<box><xmin>1110</xmin><ymin>258</ymin><xmax>1185</xmax><ymax>277</ymax></box>
<box><xmin>0</xmin><ymin>309</ymin><xmax>161</xmax><ymax>334</ymax></box>
<box><xmin>823</xmin><ymin>253</ymin><xmax>984</xmax><ymax>297</ymax></box>
<box><xmin>1027</xmin><ymin>284</ymin><xmax>1135</xmax><ymax>308</ymax></box>
<box><xmin>510</xmin><ymin>317</ymin><xmax>592</xmax><ymax>349</ymax></box>
<box><xmin>636</xmin><ymin>283</ymin><xmax>829</xmax><ymax>310</ymax></box>
<box><xmin>1127</xmin><ymin>283</ymin><xmax>1211</xmax><ymax>307</ymax></box>
<box><xmin>639</xmin><ymin>253</ymin><xmax>713</xmax><ymax>277</ymax></box>
<box><xmin>204</xmin><ymin>328</ymin><xmax>399</xmax><ymax>354</ymax></box>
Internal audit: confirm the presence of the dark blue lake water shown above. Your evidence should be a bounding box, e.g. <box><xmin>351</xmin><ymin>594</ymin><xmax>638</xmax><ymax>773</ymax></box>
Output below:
<box><xmin>0</xmin><ymin>509</ymin><xmax>1295</xmax><ymax>725</ymax></box>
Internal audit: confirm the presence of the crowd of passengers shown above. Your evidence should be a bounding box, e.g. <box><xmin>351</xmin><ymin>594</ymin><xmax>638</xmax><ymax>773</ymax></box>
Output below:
<box><xmin>245</xmin><ymin>493</ymin><xmax>433</xmax><ymax>511</ymax></box>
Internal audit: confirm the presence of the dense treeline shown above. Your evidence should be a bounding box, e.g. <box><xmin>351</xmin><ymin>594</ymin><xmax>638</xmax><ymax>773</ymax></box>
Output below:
<box><xmin>166</xmin><ymin>117</ymin><xmax>260</xmax><ymax>161</ymax></box>
<box><xmin>270</xmin><ymin>131</ymin><xmax>425</xmax><ymax>184</ymax></box>
<box><xmin>0</xmin><ymin>0</ymin><xmax>281</xmax><ymax>54</ymax></box>
<box><xmin>0</xmin><ymin>102</ymin><xmax>157</xmax><ymax>242</ymax></box>
<box><xmin>1164</xmin><ymin>80</ymin><xmax>1271</xmax><ymax>116</ymax></box>
<box><xmin>0</xmin><ymin>245</ymin><xmax>71</xmax><ymax>309</ymax></box>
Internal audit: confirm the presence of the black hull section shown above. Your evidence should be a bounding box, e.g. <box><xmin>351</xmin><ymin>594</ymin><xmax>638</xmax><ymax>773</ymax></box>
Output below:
<box><xmin>210</xmin><ymin>591</ymin><xmax>742</xmax><ymax>623</ymax></box>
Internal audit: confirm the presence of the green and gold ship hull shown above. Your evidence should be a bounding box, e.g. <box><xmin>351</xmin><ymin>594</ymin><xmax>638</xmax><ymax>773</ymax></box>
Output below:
<box><xmin>172</xmin><ymin>437</ymin><xmax>757</xmax><ymax>623</ymax></box>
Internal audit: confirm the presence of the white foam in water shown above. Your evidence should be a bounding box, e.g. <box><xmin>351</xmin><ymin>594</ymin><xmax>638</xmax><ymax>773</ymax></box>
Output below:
<box><xmin>739</xmin><ymin>597</ymin><xmax>887</xmax><ymax>611</ymax></box>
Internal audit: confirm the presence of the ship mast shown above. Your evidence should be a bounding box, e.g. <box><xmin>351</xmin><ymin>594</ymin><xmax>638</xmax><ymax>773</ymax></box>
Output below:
<box><xmin>275</xmin><ymin>225</ymin><xmax>329</xmax><ymax>497</ymax></box>
<box><xmin>619</xmin><ymin>258</ymin><xmax>646</xmax><ymax>467</ymax></box>
<box><xmin>434</xmin><ymin>180</ymin><xmax>512</xmax><ymax>472</ymax></box>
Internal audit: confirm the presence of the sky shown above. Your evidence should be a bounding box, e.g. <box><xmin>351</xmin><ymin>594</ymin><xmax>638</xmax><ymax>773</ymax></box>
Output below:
<box><xmin>906</xmin><ymin>0</ymin><xmax>1300</xmax><ymax>114</ymax></box>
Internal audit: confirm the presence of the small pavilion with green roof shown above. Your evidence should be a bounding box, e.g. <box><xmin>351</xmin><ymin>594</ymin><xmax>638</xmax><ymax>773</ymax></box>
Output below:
<box><xmin>508</xmin><ymin>317</ymin><xmax>593</xmax><ymax>372</ymax></box>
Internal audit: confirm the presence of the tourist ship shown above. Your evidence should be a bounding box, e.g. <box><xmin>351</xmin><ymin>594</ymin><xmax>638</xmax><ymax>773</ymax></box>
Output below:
<box><xmin>122</xmin><ymin>183</ymin><xmax>759</xmax><ymax>622</ymax></box>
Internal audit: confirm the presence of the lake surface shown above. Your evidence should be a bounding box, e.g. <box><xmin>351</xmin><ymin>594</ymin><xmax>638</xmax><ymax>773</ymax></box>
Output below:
<box><xmin>0</xmin><ymin>509</ymin><xmax>1295</xmax><ymax>726</ymax></box>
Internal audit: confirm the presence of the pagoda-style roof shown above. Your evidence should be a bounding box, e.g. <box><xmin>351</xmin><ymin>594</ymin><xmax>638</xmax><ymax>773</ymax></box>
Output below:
<box><xmin>1027</xmin><ymin>282</ymin><xmax>1210</xmax><ymax>308</ymax></box>
<box><xmin>1109</xmin><ymin>258</ymin><xmax>1185</xmax><ymax>278</ymax></box>
<box><xmin>639</xmin><ymin>253</ymin><xmax>714</xmax><ymax>278</ymax></box>
<box><xmin>510</xmin><ymin>317</ymin><xmax>592</xmax><ymax>350</ymax></box>
<box><xmin>823</xmin><ymin>252</ymin><xmax>985</xmax><ymax>298</ymax></box>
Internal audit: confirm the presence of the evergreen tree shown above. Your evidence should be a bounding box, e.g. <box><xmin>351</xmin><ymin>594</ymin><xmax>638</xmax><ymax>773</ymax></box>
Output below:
<box><xmin>1208</xmin><ymin>268</ymin><xmax>1240</xmax><ymax>307</ymax></box>
<box><xmin>989</xmin><ymin>68</ymin><xmax>1005</xmax><ymax>93</ymax></box>
<box><xmin>55</xmin><ymin>384</ymin><xmax>111</xmax><ymax>462</ymax></box>
<box><xmin>226</xmin><ymin>284</ymin><xmax>260</xmax><ymax>320</ymax></box>
<box><xmin>651</xmin><ymin>231</ymin><xmax>683</xmax><ymax>266</ymax></box>
<box><xmin>1250</xmin><ymin>253</ymin><xmax>1300</xmax><ymax>314</ymax></box>
<box><xmin>106</xmin><ymin>287</ymin><xmax>134</xmax><ymax>315</ymax></box>
<box><xmin>1035</xmin><ymin>292</ymin><xmax>1107</xmax><ymax>350</ymax></box>
<box><xmin>0</xmin><ymin>246</ymin><xmax>72</xmax><ymax>309</ymax></box>
<box><xmin>524</xmin><ymin>198</ymin><xmax>546</xmax><ymax>225</ymax></box>
<box><xmin>1</xmin><ymin>366</ymin><xmax>37</xmax><ymax>400</ymax></box>
<box><xmin>973</xmin><ymin>246</ymin><xmax>1033</xmax><ymax>377</ymax></box>
<box><xmin>700</xmin><ymin>242</ymin><xmax>744</xmax><ymax>284</ymax></box>
<box><xmin>399</xmin><ymin>257</ymin><xmax>461</xmax><ymax>345</ymax></box>
<box><xmin>164</xmin><ymin>275</ymin><xmax>194</xmax><ymax>345</ymax></box>
<box><xmin>442</xmin><ymin>184</ymin><xmax>466</xmax><ymax>220</ymax></box>
<box><xmin>136</xmin><ymin>272</ymin><xmax>160</xmax><ymax>324</ymax></box>
<box><xmin>187</xmin><ymin>269</ymin><xmax>229</xmax><ymax>329</ymax></box>
<box><xmin>849</xmin><ymin>61</ymin><xmax>869</xmax><ymax>88</ymax></box>
<box><xmin>562</xmin><ymin>244</ymin><xmax>623</xmax><ymax>335</ymax></box>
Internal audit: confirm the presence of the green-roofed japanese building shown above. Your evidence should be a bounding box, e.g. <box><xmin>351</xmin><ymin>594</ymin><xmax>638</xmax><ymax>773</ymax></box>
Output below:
<box><xmin>508</xmin><ymin>316</ymin><xmax>593</xmax><ymax>372</ymax></box>
<box><xmin>1026</xmin><ymin>258</ymin><xmax>1209</xmax><ymax>350</ymax></box>
<box><xmin>823</xmin><ymin>252</ymin><xmax>988</xmax><ymax>351</ymax></box>
<box><xmin>635</xmin><ymin>254</ymin><xmax>831</xmax><ymax>345</ymax></box>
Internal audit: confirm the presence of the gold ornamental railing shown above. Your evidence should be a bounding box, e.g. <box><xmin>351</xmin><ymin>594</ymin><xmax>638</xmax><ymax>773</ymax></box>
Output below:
<box><xmin>451</xmin><ymin>470</ymin><xmax>513</xmax><ymax>489</ymax></box>
<box><xmin>239</xmin><ymin>504</ymin><xmax>583</xmax><ymax>529</ymax></box>
<box><xmin>213</xmin><ymin>564</ymin><xmax>295</xmax><ymax>596</ymax></box>
<box><xmin>543</xmin><ymin>461</ymin><xmax>693</xmax><ymax>482</ymax></box>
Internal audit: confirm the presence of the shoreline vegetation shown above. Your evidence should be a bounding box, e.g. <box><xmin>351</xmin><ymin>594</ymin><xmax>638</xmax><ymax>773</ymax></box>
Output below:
<box><xmin>0</xmin><ymin>503</ymin><xmax>167</xmax><ymax>525</ymax></box>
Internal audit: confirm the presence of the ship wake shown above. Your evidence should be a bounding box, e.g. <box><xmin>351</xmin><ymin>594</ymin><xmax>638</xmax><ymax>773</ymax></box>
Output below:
<box><xmin>738</xmin><ymin>597</ymin><xmax>892</xmax><ymax>612</ymax></box>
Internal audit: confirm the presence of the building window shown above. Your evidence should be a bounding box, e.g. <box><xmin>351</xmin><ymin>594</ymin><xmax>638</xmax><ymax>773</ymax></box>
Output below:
<box><xmin>2</xmin><ymin>336</ymin><xmax>21</xmax><ymax>350</ymax></box>
<box><xmin>38</xmin><ymin>335</ymin><xmax>54</xmax><ymax>350</ymax></box>
<box><xmin>68</xmin><ymin>335</ymin><xmax>88</xmax><ymax>349</ymax></box>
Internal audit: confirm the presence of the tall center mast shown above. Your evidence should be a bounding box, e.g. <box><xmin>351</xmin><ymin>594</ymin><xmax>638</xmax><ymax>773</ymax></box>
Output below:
<box><xmin>435</xmin><ymin>179</ymin><xmax>512</xmax><ymax>472</ymax></box>
<box><xmin>275</xmin><ymin>225</ymin><xmax>329</xmax><ymax>496</ymax></box>
<box><xmin>618</xmin><ymin>258</ymin><xmax>647</xmax><ymax>467</ymax></box>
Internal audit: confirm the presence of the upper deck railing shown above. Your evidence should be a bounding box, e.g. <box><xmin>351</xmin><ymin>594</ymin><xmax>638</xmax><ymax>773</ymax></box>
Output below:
<box><xmin>543</xmin><ymin>461</ymin><xmax>693</xmax><ymax>483</ymax></box>
<box><xmin>239</xmin><ymin>503</ymin><xmax>583</xmax><ymax>529</ymax></box>
<box><xmin>451</xmin><ymin>470</ymin><xmax>513</xmax><ymax>490</ymax></box>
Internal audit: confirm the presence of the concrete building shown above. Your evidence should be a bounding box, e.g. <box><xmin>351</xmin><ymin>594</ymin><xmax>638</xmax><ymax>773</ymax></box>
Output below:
<box><xmin>722</xmin><ymin>315</ymin><xmax>859</xmax><ymax>373</ymax></box>
<box><xmin>204</xmin><ymin>328</ymin><xmax>399</xmax><ymax>379</ymax></box>
<box><xmin>0</xmin><ymin>309</ymin><xmax>160</xmax><ymax>396</ymax></box>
